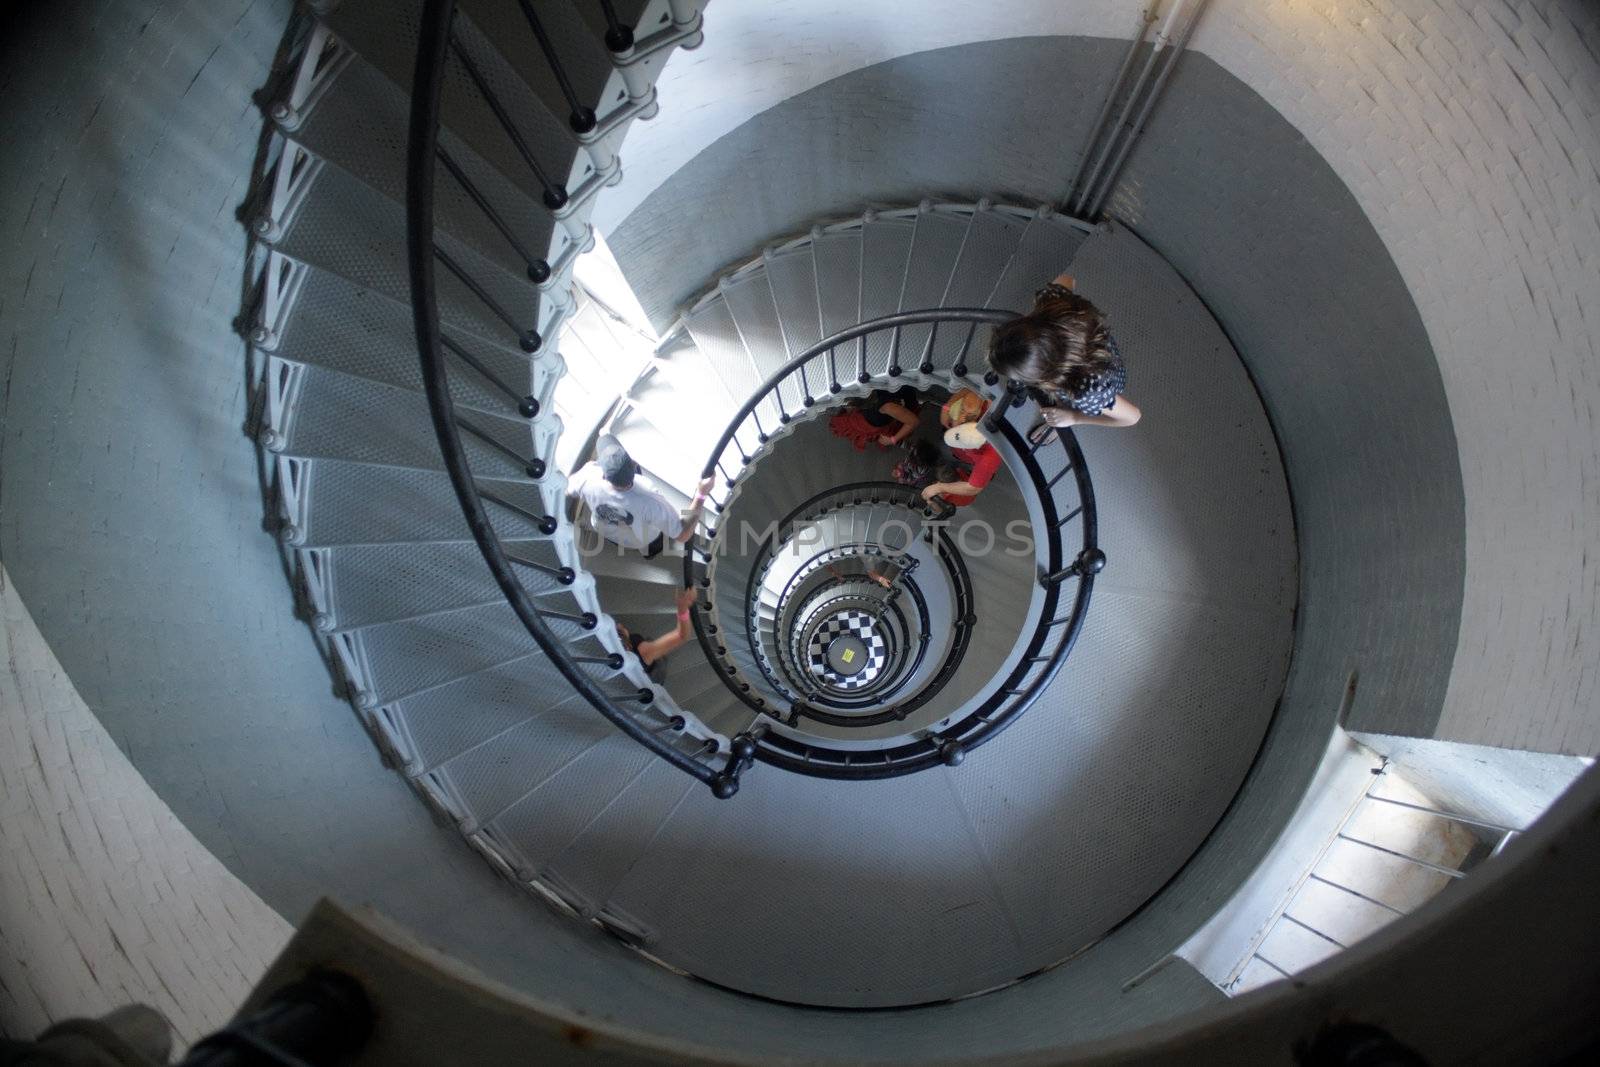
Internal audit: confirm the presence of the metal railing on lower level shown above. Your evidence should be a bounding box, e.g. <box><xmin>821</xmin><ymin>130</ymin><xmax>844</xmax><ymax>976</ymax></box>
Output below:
<box><xmin>682</xmin><ymin>309</ymin><xmax>1104</xmax><ymax>779</ymax></box>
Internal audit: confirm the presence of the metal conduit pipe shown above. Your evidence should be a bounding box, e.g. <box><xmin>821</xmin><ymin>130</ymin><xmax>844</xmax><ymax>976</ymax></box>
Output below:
<box><xmin>1070</xmin><ymin>0</ymin><xmax>1193</xmax><ymax>218</ymax></box>
<box><xmin>1082</xmin><ymin>0</ymin><xmax>1214</xmax><ymax>219</ymax></box>
<box><xmin>1063</xmin><ymin>1</ymin><xmax>1162</xmax><ymax>216</ymax></box>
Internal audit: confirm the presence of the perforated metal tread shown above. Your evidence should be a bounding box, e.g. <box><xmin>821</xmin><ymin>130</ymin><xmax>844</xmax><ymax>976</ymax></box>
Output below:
<box><xmin>273</xmin><ymin>365</ymin><xmax>550</xmax><ymax>481</ymax></box>
<box><xmin>313</xmin><ymin>539</ymin><xmax>571</xmax><ymax>632</ymax></box>
<box><xmin>288</xmin><ymin>461</ymin><xmax>559</xmax><ymax>548</ymax></box>
<box><xmin>288</xmin><ymin>52</ymin><xmax>574</xmax><ymax>286</ymax></box>
<box><xmin>315</xmin><ymin>0</ymin><xmax>609</xmax><ymax>173</ymax></box>
<box><xmin>273</xmin><ymin>260</ymin><xmax>556</xmax><ymax>420</ymax></box>
<box><xmin>271</xmin><ymin>158</ymin><xmax>559</xmax><ymax>351</ymax></box>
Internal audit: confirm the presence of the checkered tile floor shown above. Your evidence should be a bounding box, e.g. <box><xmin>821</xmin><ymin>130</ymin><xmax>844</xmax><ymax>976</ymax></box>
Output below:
<box><xmin>806</xmin><ymin>609</ymin><xmax>889</xmax><ymax>690</ymax></box>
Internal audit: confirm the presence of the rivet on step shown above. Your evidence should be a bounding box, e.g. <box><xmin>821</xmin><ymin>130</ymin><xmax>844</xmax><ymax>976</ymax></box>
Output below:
<box><xmin>258</xmin><ymin>428</ymin><xmax>285</xmax><ymax>452</ymax></box>
<box><xmin>518</xmin><ymin>330</ymin><xmax>542</xmax><ymax>354</ymax></box>
<box><xmin>636</xmin><ymin>689</ymin><xmax>653</xmax><ymax>704</ymax></box>
<box><xmin>803</xmin><ymin>396</ymin><xmax>814</xmax><ymax>407</ymax></box>
<box><xmin>952</xmin><ymin>363</ymin><xmax>967</xmax><ymax>377</ymax></box>
<box><xmin>938</xmin><ymin>739</ymin><xmax>965</xmax><ymax>766</ymax></box>
<box><xmin>606</xmin><ymin>653</ymin><xmax>624</xmax><ymax>670</ymax></box>
<box><xmin>249</xmin><ymin>325</ymin><xmax>277</xmax><ymax>349</ymax></box>
<box><xmin>557</xmin><ymin>567</ymin><xmax>575</xmax><ymax>585</ymax></box>
<box><xmin>277</xmin><ymin>523</ymin><xmax>304</xmax><ymax>546</ymax></box>
<box><xmin>983</xmin><ymin>370</ymin><xmax>999</xmax><ymax>386</ymax></box>
<box><xmin>669</xmin><ymin>715</ymin><xmax>686</xmax><ymax>730</ymax></box>
<box><xmin>519</xmin><ymin>396</ymin><xmax>540</xmax><ymax>418</ymax></box>
<box><xmin>541</xmin><ymin>185</ymin><xmax>569</xmax><ymax>211</ymax></box>
<box><xmin>538</xmin><ymin>516</ymin><xmax>558</xmax><ymax>535</ymax></box>
<box><xmin>251</xmin><ymin>216</ymin><xmax>281</xmax><ymax>243</ymax></box>
<box><xmin>580</xmin><ymin>612</ymin><xmax>598</xmax><ymax>630</ymax></box>
<box><xmin>858</xmin><ymin>372</ymin><xmax>871</xmax><ymax>384</ymax></box>
<box><xmin>354</xmin><ymin>690</ymin><xmax>377</xmax><ymax>711</ymax></box>
<box><xmin>526</xmin><ymin>459</ymin><xmax>547</xmax><ymax>479</ymax></box>
<box><xmin>312</xmin><ymin>612</ymin><xmax>334</xmax><ymax>633</ymax></box>
<box><xmin>527</xmin><ymin>259</ymin><xmax>553</xmax><ymax>284</ymax></box>
<box><xmin>569</xmin><ymin>107</ymin><xmax>598</xmax><ymax>134</ymax></box>
<box><xmin>268</xmin><ymin>101</ymin><xmax>301</xmax><ymax>130</ymax></box>
<box><xmin>919</xmin><ymin>362</ymin><xmax>934</xmax><ymax>375</ymax></box>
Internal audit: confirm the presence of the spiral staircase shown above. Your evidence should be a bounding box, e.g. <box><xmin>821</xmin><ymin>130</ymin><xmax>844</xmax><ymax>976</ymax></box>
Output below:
<box><xmin>245</xmin><ymin>0</ymin><xmax>1295</xmax><ymax>1008</ymax></box>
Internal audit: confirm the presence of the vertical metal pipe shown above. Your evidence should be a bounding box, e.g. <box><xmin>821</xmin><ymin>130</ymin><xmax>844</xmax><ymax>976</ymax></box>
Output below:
<box><xmin>1065</xmin><ymin>2</ymin><xmax>1161</xmax><ymax>215</ymax></box>
<box><xmin>1083</xmin><ymin>0</ymin><xmax>1212</xmax><ymax>219</ymax></box>
<box><xmin>1073</xmin><ymin>0</ymin><xmax>1190</xmax><ymax>218</ymax></box>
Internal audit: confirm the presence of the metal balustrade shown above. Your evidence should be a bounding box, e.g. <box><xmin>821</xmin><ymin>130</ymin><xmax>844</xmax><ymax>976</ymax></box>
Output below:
<box><xmin>681</xmin><ymin>309</ymin><xmax>1103</xmax><ymax>779</ymax></box>
<box><xmin>401</xmin><ymin>7</ymin><xmax>1099</xmax><ymax>793</ymax></box>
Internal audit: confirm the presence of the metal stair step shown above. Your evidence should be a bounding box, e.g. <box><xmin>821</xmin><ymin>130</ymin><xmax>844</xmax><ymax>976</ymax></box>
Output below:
<box><xmin>268</xmin><ymin>158</ymin><xmax>564</xmax><ymax>354</ymax></box>
<box><xmin>440</xmin><ymin>705</ymin><xmax>621</xmax><ymax>833</ymax></box>
<box><xmin>284</xmin><ymin>50</ymin><xmax>578</xmax><ymax>285</ymax></box>
<box><xmin>266</xmin><ymin>258</ymin><xmax>559</xmax><ymax>421</ymax></box>
<box><xmin>987</xmin><ymin>213</ymin><xmax>1092</xmax><ymax>314</ymax></box>
<box><xmin>310</xmin><ymin>539</ymin><xmax>574</xmax><ymax>632</ymax></box>
<box><xmin>270</xmin><ymin>364</ymin><xmax>556</xmax><ymax>482</ymax></box>
<box><xmin>353</xmin><ymin>599</ymin><xmax>623</xmax><ymax>707</ymax></box>
<box><xmin>383</xmin><ymin>655</ymin><xmax>591</xmax><ymax>771</ymax></box>
<box><xmin>857</xmin><ymin>212</ymin><xmax>917</xmax><ymax>378</ymax></box>
<box><xmin>284</xmin><ymin>460</ymin><xmax>562</xmax><ymax>548</ymax></box>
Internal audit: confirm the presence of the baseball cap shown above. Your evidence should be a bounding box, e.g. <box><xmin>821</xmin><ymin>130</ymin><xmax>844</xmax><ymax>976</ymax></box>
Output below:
<box><xmin>596</xmin><ymin>434</ymin><xmax>637</xmax><ymax>488</ymax></box>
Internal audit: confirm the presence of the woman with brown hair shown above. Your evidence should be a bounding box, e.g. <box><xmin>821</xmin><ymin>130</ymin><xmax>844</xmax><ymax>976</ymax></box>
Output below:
<box><xmin>988</xmin><ymin>274</ymin><xmax>1141</xmax><ymax>444</ymax></box>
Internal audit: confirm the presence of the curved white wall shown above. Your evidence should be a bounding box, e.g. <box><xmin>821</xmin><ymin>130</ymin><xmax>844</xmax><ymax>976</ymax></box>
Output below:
<box><xmin>609</xmin><ymin>0</ymin><xmax>1600</xmax><ymax>756</ymax></box>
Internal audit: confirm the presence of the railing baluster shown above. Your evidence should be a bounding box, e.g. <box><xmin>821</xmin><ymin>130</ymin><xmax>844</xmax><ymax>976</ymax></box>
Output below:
<box><xmin>918</xmin><ymin>320</ymin><xmax>940</xmax><ymax>374</ymax></box>
<box><xmin>514</xmin><ymin>0</ymin><xmax>598</xmax><ymax>133</ymax></box>
<box><xmin>595</xmin><ymin>0</ymin><xmax>633</xmax><ymax>52</ymax></box>
<box><xmin>951</xmin><ymin>320</ymin><xmax>977</xmax><ymax>377</ymax></box>
<box><xmin>476</xmin><ymin>484</ymin><xmax>557</xmax><ymax>533</ymax></box>
<box><xmin>505</xmin><ymin>551</ymin><xmax>575</xmax><ymax>584</ymax></box>
<box><xmin>435</xmin><ymin>146</ymin><xmax>548</xmax><ymax>282</ymax></box>
<box><xmin>449</xmin><ymin>36</ymin><xmax>569</xmax><ymax>211</ymax></box>
<box><xmin>434</xmin><ymin>245</ymin><xmax>542</xmax><ymax>353</ymax></box>
<box><xmin>440</xmin><ymin>334</ymin><xmax>541</xmax><ymax>417</ymax></box>
<box><xmin>537</xmin><ymin>607</ymin><xmax>598</xmax><ymax>629</ymax></box>
<box><xmin>455</xmin><ymin>413</ymin><xmax>546</xmax><ymax>479</ymax></box>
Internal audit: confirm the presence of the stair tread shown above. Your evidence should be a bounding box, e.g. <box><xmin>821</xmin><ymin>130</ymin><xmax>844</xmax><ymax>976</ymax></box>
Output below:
<box><xmin>274</xmin><ymin>364</ymin><xmax>554</xmax><ymax>481</ymax></box>
<box><xmin>269</xmin><ymin>258</ymin><xmax>556</xmax><ymax>420</ymax></box>
<box><xmin>286</xmin><ymin>459</ymin><xmax>561</xmax><ymax>548</ymax></box>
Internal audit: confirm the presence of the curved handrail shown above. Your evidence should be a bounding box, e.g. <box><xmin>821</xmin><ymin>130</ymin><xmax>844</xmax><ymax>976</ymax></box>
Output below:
<box><xmin>682</xmin><ymin>308</ymin><xmax>1102</xmax><ymax>778</ymax></box>
<box><xmin>406</xmin><ymin>0</ymin><xmax>748</xmax><ymax>797</ymax></box>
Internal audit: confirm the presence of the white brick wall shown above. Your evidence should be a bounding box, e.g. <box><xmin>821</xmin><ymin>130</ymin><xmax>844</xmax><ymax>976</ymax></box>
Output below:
<box><xmin>609</xmin><ymin>0</ymin><xmax>1600</xmax><ymax>755</ymax></box>
<box><xmin>0</xmin><ymin>566</ymin><xmax>293</xmax><ymax>1046</ymax></box>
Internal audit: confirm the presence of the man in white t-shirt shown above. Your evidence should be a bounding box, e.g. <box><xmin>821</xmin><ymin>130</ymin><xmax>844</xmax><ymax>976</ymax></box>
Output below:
<box><xmin>566</xmin><ymin>435</ymin><xmax>713</xmax><ymax>558</ymax></box>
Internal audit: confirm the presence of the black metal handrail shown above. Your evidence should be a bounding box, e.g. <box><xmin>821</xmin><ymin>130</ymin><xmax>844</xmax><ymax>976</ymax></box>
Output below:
<box><xmin>682</xmin><ymin>309</ymin><xmax>1101</xmax><ymax>779</ymax></box>
<box><xmin>407</xmin><ymin>0</ymin><xmax>747</xmax><ymax>797</ymax></box>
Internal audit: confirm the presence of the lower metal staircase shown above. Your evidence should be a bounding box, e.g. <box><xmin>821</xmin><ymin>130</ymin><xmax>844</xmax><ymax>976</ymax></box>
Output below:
<box><xmin>245</xmin><ymin>0</ymin><xmax>1296</xmax><ymax>1010</ymax></box>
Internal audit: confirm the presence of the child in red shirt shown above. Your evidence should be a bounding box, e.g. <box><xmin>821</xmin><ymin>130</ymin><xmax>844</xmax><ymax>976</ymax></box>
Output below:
<box><xmin>923</xmin><ymin>392</ymin><xmax>1003</xmax><ymax>507</ymax></box>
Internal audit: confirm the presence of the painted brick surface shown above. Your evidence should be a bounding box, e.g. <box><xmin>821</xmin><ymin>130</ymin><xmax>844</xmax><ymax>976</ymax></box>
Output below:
<box><xmin>0</xmin><ymin>567</ymin><xmax>293</xmax><ymax>1045</ymax></box>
